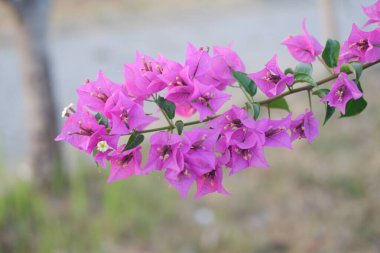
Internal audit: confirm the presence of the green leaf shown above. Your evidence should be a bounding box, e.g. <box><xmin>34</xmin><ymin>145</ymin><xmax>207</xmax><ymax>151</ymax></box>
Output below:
<box><xmin>295</xmin><ymin>63</ymin><xmax>313</xmax><ymax>75</ymax></box>
<box><xmin>312</xmin><ymin>88</ymin><xmax>330</xmax><ymax>98</ymax></box>
<box><xmin>123</xmin><ymin>133</ymin><xmax>145</xmax><ymax>152</ymax></box>
<box><xmin>284</xmin><ymin>68</ymin><xmax>294</xmax><ymax>75</ymax></box>
<box><xmin>323</xmin><ymin>104</ymin><xmax>336</xmax><ymax>125</ymax></box>
<box><xmin>322</xmin><ymin>39</ymin><xmax>340</xmax><ymax>68</ymax></box>
<box><xmin>340</xmin><ymin>62</ymin><xmax>363</xmax><ymax>81</ymax></box>
<box><xmin>294</xmin><ymin>73</ymin><xmax>317</xmax><ymax>86</ymax></box>
<box><xmin>232</xmin><ymin>71</ymin><xmax>257</xmax><ymax>97</ymax></box>
<box><xmin>252</xmin><ymin>103</ymin><xmax>260</xmax><ymax>120</ymax></box>
<box><xmin>95</xmin><ymin>112</ymin><xmax>109</xmax><ymax>128</ymax></box>
<box><xmin>341</xmin><ymin>97</ymin><xmax>367</xmax><ymax>118</ymax></box>
<box><xmin>175</xmin><ymin>120</ymin><xmax>184</xmax><ymax>135</ymax></box>
<box><xmin>356</xmin><ymin>81</ymin><xmax>363</xmax><ymax>93</ymax></box>
<box><xmin>349</xmin><ymin>62</ymin><xmax>363</xmax><ymax>80</ymax></box>
<box><xmin>294</xmin><ymin>63</ymin><xmax>317</xmax><ymax>86</ymax></box>
<box><xmin>267</xmin><ymin>98</ymin><xmax>290</xmax><ymax>112</ymax></box>
<box><xmin>156</xmin><ymin>96</ymin><xmax>176</xmax><ymax>120</ymax></box>
<box><xmin>311</xmin><ymin>88</ymin><xmax>335</xmax><ymax>125</ymax></box>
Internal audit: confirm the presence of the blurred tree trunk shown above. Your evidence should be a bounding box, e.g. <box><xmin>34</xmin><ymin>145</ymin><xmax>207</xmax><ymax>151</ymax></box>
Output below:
<box><xmin>4</xmin><ymin>0</ymin><xmax>63</xmax><ymax>191</ymax></box>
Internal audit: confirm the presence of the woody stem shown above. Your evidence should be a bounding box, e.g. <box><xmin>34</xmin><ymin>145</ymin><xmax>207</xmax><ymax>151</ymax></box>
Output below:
<box><xmin>128</xmin><ymin>59</ymin><xmax>380</xmax><ymax>135</ymax></box>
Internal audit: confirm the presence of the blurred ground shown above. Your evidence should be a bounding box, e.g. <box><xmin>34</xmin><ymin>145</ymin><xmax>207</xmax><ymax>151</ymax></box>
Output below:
<box><xmin>1</xmin><ymin>0</ymin><xmax>380</xmax><ymax>253</ymax></box>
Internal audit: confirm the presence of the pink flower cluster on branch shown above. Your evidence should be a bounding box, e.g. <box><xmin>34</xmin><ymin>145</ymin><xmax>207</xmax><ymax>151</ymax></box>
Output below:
<box><xmin>56</xmin><ymin>1</ymin><xmax>380</xmax><ymax>198</ymax></box>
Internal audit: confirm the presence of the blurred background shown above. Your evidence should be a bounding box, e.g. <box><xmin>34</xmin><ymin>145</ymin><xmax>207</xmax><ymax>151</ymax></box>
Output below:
<box><xmin>1</xmin><ymin>0</ymin><xmax>380</xmax><ymax>252</ymax></box>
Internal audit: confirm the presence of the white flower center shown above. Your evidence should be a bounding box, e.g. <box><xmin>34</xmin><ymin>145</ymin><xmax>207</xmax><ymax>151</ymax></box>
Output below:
<box><xmin>61</xmin><ymin>103</ymin><xmax>74</xmax><ymax>118</ymax></box>
<box><xmin>97</xmin><ymin>141</ymin><xmax>112</xmax><ymax>152</ymax></box>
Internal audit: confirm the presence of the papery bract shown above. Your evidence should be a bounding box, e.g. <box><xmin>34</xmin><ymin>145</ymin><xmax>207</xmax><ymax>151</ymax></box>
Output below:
<box><xmin>107</xmin><ymin>146</ymin><xmax>142</xmax><ymax>183</ymax></box>
<box><xmin>106</xmin><ymin>93</ymin><xmax>158</xmax><ymax>135</ymax></box>
<box><xmin>175</xmin><ymin>104</ymin><xmax>196</xmax><ymax>118</ymax></box>
<box><xmin>165</xmin><ymin>161</ymin><xmax>196</xmax><ymax>199</ymax></box>
<box><xmin>190</xmin><ymin>81</ymin><xmax>231</xmax><ymax>121</ymax></box>
<box><xmin>340</xmin><ymin>24</ymin><xmax>371</xmax><ymax>64</ymax></box>
<box><xmin>165</xmin><ymin>66</ymin><xmax>195</xmax><ymax>103</ymax></box>
<box><xmin>367</xmin><ymin>28</ymin><xmax>380</xmax><ymax>62</ymax></box>
<box><xmin>339</xmin><ymin>24</ymin><xmax>380</xmax><ymax>65</ymax></box>
<box><xmin>185</xmin><ymin>43</ymin><xmax>211</xmax><ymax>80</ymax></box>
<box><xmin>183</xmin><ymin>128</ymin><xmax>218</xmax><ymax>174</ymax></box>
<box><xmin>362</xmin><ymin>0</ymin><xmax>380</xmax><ymax>27</ymax></box>
<box><xmin>164</xmin><ymin>128</ymin><xmax>219</xmax><ymax>198</ymax></box>
<box><xmin>206</xmin><ymin>105</ymin><xmax>256</xmax><ymax>143</ymax></box>
<box><xmin>248</xmin><ymin>55</ymin><xmax>294</xmax><ymax>98</ymax></box>
<box><xmin>208</xmin><ymin>45</ymin><xmax>246</xmax><ymax>90</ymax></box>
<box><xmin>290</xmin><ymin>110</ymin><xmax>319</xmax><ymax>144</ymax></box>
<box><xmin>195</xmin><ymin>163</ymin><xmax>229</xmax><ymax>198</ymax></box>
<box><xmin>77</xmin><ymin>71</ymin><xmax>120</xmax><ymax>114</ymax></box>
<box><xmin>55</xmin><ymin>109</ymin><xmax>118</xmax><ymax>154</ymax></box>
<box><xmin>144</xmin><ymin>131</ymin><xmax>186</xmax><ymax>173</ymax></box>
<box><xmin>226</xmin><ymin>143</ymin><xmax>269</xmax><ymax>174</ymax></box>
<box><xmin>124</xmin><ymin>52</ymin><xmax>167</xmax><ymax>100</ymax></box>
<box><xmin>282</xmin><ymin>19</ymin><xmax>323</xmax><ymax>63</ymax></box>
<box><xmin>257</xmin><ymin>114</ymin><xmax>292</xmax><ymax>149</ymax></box>
<box><xmin>321</xmin><ymin>73</ymin><xmax>362</xmax><ymax>114</ymax></box>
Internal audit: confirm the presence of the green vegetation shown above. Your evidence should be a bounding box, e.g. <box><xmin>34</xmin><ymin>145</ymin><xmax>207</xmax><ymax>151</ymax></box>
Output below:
<box><xmin>0</xmin><ymin>168</ymin><xmax>179</xmax><ymax>253</ymax></box>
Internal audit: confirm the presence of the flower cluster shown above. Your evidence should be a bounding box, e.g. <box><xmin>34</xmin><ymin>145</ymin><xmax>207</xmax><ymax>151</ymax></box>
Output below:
<box><xmin>56</xmin><ymin>1</ymin><xmax>380</xmax><ymax>198</ymax></box>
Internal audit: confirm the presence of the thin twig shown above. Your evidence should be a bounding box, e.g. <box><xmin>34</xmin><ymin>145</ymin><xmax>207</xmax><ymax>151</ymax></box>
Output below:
<box><xmin>128</xmin><ymin>60</ymin><xmax>380</xmax><ymax>135</ymax></box>
<box><xmin>307</xmin><ymin>89</ymin><xmax>313</xmax><ymax>112</ymax></box>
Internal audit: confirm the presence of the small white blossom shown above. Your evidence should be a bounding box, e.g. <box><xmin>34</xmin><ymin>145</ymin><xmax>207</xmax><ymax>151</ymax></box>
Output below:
<box><xmin>61</xmin><ymin>103</ymin><xmax>74</xmax><ymax>118</ymax></box>
<box><xmin>97</xmin><ymin>141</ymin><xmax>112</xmax><ymax>152</ymax></box>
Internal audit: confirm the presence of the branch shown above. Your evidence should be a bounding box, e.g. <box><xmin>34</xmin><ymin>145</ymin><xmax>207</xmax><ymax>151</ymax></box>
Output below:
<box><xmin>132</xmin><ymin>60</ymin><xmax>380</xmax><ymax>135</ymax></box>
<box><xmin>258</xmin><ymin>60</ymin><xmax>380</xmax><ymax>106</ymax></box>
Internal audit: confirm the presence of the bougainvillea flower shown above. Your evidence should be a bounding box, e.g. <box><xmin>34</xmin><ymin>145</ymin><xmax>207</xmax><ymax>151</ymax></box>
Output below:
<box><xmin>190</xmin><ymin>81</ymin><xmax>231</xmax><ymax>121</ymax></box>
<box><xmin>144</xmin><ymin>132</ymin><xmax>187</xmax><ymax>172</ymax></box>
<box><xmin>164</xmin><ymin>128</ymin><xmax>221</xmax><ymax>198</ymax></box>
<box><xmin>93</xmin><ymin>140</ymin><xmax>115</xmax><ymax>167</ymax></box>
<box><xmin>194</xmin><ymin>163</ymin><xmax>229</xmax><ymax>198</ymax></box>
<box><xmin>124</xmin><ymin>51</ymin><xmax>167</xmax><ymax>99</ymax></box>
<box><xmin>290</xmin><ymin>109</ymin><xmax>319</xmax><ymax>144</ymax></box>
<box><xmin>340</xmin><ymin>24</ymin><xmax>372</xmax><ymax>64</ymax></box>
<box><xmin>321</xmin><ymin>73</ymin><xmax>362</xmax><ymax>114</ymax></box>
<box><xmin>367</xmin><ymin>29</ymin><xmax>380</xmax><ymax>62</ymax></box>
<box><xmin>248</xmin><ymin>55</ymin><xmax>294</xmax><ymax>98</ymax></box>
<box><xmin>213</xmin><ymin>45</ymin><xmax>245</xmax><ymax>73</ymax></box>
<box><xmin>183</xmin><ymin>128</ymin><xmax>218</xmax><ymax>152</ymax></box>
<box><xmin>107</xmin><ymin>146</ymin><xmax>142</xmax><ymax>183</ymax></box>
<box><xmin>226</xmin><ymin>142</ymin><xmax>269</xmax><ymax>174</ymax></box>
<box><xmin>257</xmin><ymin>113</ymin><xmax>292</xmax><ymax>149</ymax></box>
<box><xmin>175</xmin><ymin>104</ymin><xmax>196</xmax><ymax>118</ymax></box>
<box><xmin>165</xmin><ymin>162</ymin><xmax>196</xmax><ymax>199</ymax></box>
<box><xmin>183</xmin><ymin>128</ymin><xmax>219</xmax><ymax>174</ymax></box>
<box><xmin>208</xmin><ymin>45</ymin><xmax>246</xmax><ymax>90</ymax></box>
<box><xmin>362</xmin><ymin>1</ymin><xmax>380</xmax><ymax>27</ymax></box>
<box><xmin>77</xmin><ymin>71</ymin><xmax>120</xmax><ymax>113</ymax></box>
<box><xmin>106</xmin><ymin>93</ymin><xmax>158</xmax><ymax>135</ymax></box>
<box><xmin>206</xmin><ymin>105</ymin><xmax>257</xmax><ymax>143</ymax></box>
<box><xmin>185</xmin><ymin>43</ymin><xmax>211</xmax><ymax>80</ymax></box>
<box><xmin>55</xmin><ymin>109</ymin><xmax>118</xmax><ymax>154</ymax></box>
<box><xmin>228</xmin><ymin>127</ymin><xmax>265</xmax><ymax>150</ymax></box>
<box><xmin>165</xmin><ymin>66</ymin><xmax>196</xmax><ymax>103</ymax></box>
<box><xmin>281</xmin><ymin>19</ymin><xmax>323</xmax><ymax>63</ymax></box>
<box><xmin>339</xmin><ymin>25</ymin><xmax>380</xmax><ymax>64</ymax></box>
